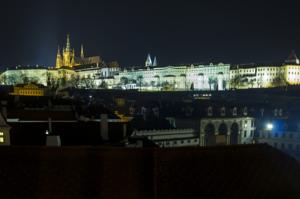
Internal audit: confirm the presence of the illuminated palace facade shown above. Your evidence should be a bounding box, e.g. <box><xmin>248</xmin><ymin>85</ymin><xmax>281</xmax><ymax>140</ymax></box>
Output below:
<box><xmin>1</xmin><ymin>36</ymin><xmax>300</xmax><ymax>91</ymax></box>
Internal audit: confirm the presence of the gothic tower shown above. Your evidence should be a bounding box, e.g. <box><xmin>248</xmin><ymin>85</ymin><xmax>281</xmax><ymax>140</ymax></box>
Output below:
<box><xmin>55</xmin><ymin>46</ymin><xmax>63</xmax><ymax>68</ymax></box>
<box><xmin>145</xmin><ymin>54</ymin><xmax>152</xmax><ymax>67</ymax></box>
<box><xmin>62</xmin><ymin>34</ymin><xmax>75</xmax><ymax>68</ymax></box>
<box><xmin>153</xmin><ymin>56</ymin><xmax>158</xmax><ymax>67</ymax></box>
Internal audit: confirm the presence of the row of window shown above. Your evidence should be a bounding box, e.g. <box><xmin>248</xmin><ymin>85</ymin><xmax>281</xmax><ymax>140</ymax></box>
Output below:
<box><xmin>288</xmin><ymin>72</ymin><xmax>300</xmax><ymax>75</ymax></box>
<box><xmin>273</xmin><ymin>142</ymin><xmax>300</xmax><ymax>151</ymax></box>
<box><xmin>257</xmin><ymin>73</ymin><xmax>279</xmax><ymax>77</ymax></box>
<box><xmin>262</xmin><ymin>133</ymin><xmax>297</xmax><ymax>139</ymax></box>
<box><xmin>160</xmin><ymin>139</ymin><xmax>199</xmax><ymax>146</ymax></box>
<box><xmin>257</xmin><ymin>68</ymin><xmax>280</xmax><ymax>71</ymax></box>
<box><xmin>18</xmin><ymin>90</ymin><xmax>43</xmax><ymax>96</ymax></box>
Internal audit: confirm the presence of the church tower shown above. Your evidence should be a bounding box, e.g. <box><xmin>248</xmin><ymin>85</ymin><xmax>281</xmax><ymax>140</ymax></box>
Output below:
<box><xmin>145</xmin><ymin>54</ymin><xmax>152</xmax><ymax>67</ymax></box>
<box><xmin>153</xmin><ymin>56</ymin><xmax>158</xmax><ymax>67</ymax></box>
<box><xmin>55</xmin><ymin>46</ymin><xmax>63</xmax><ymax>68</ymax></box>
<box><xmin>62</xmin><ymin>34</ymin><xmax>76</xmax><ymax>68</ymax></box>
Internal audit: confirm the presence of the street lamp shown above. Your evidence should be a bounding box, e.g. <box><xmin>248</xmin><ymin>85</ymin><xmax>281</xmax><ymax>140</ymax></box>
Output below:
<box><xmin>266</xmin><ymin>123</ymin><xmax>273</xmax><ymax>131</ymax></box>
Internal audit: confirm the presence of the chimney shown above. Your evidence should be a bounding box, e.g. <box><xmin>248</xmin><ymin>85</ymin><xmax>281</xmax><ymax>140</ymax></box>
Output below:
<box><xmin>100</xmin><ymin>114</ymin><xmax>109</xmax><ymax>141</ymax></box>
<box><xmin>1</xmin><ymin>101</ymin><xmax>7</xmax><ymax>119</ymax></box>
<box><xmin>46</xmin><ymin>117</ymin><xmax>61</xmax><ymax>146</ymax></box>
<box><xmin>123</xmin><ymin>123</ymin><xmax>127</xmax><ymax>138</ymax></box>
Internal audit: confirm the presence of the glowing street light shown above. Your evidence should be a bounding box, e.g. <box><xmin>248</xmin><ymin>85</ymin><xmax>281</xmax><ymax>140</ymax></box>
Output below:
<box><xmin>266</xmin><ymin>123</ymin><xmax>273</xmax><ymax>131</ymax></box>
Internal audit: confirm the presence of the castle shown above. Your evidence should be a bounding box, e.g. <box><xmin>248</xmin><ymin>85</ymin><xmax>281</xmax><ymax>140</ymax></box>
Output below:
<box><xmin>55</xmin><ymin>35</ymin><xmax>101</xmax><ymax>68</ymax></box>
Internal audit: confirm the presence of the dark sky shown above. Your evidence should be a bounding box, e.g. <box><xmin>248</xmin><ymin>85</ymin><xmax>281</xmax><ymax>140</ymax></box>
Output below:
<box><xmin>1</xmin><ymin>0</ymin><xmax>300</xmax><ymax>67</ymax></box>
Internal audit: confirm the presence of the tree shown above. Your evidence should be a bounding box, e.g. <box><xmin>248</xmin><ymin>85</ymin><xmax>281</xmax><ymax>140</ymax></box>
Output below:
<box><xmin>272</xmin><ymin>72</ymin><xmax>287</xmax><ymax>88</ymax></box>
<box><xmin>120</xmin><ymin>77</ymin><xmax>129</xmax><ymax>86</ymax></box>
<box><xmin>68</xmin><ymin>74</ymin><xmax>80</xmax><ymax>88</ymax></box>
<box><xmin>80</xmin><ymin>76</ymin><xmax>95</xmax><ymax>89</ymax></box>
<box><xmin>137</xmin><ymin>75</ymin><xmax>143</xmax><ymax>91</ymax></box>
<box><xmin>99</xmin><ymin>80</ymin><xmax>108</xmax><ymax>89</ymax></box>
<box><xmin>161</xmin><ymin>81</ymin><xmax>171</xmax><ymax>91</ymax></box>
<box><xmin>150</xmin><ymin>81</ymin><xmax>156</xmax><ymax>88</ymax></box>
<box><xmin>208</xmin><ymin>77</ymin><xmax>217</xmax><ymax>90</ymax></box>
<box><xmin>7</xmin><ymin>75</ymin><xmax>17</xmax><ymax>85</ymax></box>
<box><xmin>154</xmin><ymin>75</ymin><xmax>160</xmax><ymax>88</ymax></box>
<box><xmin>20</xmin><ymin>73</ymin><xmax>29</xmax><ymax>84</ymax></box>
<box><xmin>230</xmin><ymin>75</ymin><xmax>242</xmax><ymax>89</ymax></box>
<box><xmin>190</xmin><ymin>82</ymin><xmax>194</xmax><ymax>91</ymax></box>
<box><xmin>180</xmin><ymin>74</ymin><xmax>187</xmax><ymax>90</ymax></box>
<box><xmin>0</xmin><ymin>74</ymin><xmax>7</xmax><ymax>85</ymax></box>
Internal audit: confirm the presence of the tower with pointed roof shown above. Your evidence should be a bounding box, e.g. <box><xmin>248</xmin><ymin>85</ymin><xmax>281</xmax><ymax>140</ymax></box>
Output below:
<box><xmin>153</xmin><ymin>56</ymin><xmax>158</xmax><ymax>67</ymax></box>
<box><xmin>81</xmin><ymin>45</ymin><xmax>85</xmax><ymax>59</ymax></box>
<box><xmin>62</xmin><ymin>34</ymin><xmax>75</xmax><ymax>67</ymax></box>
<box><xmin>285</xmin><ymin>51</ymin><xmax>300</xmax><ymax>65</ymax></box>
<box><xmin>55</xmin><ymin>46</ymin><xmax>63</xmax><ymax>68</ymax></box>
<box><xmin>55</xmin><ymin>34</ymin><xmax>102</xmax><ymax>68</ymax></box>
<box><xmin>145</xmin><ymin>54</ymin><xmax>152</xmax><ymax>67</ymax></box>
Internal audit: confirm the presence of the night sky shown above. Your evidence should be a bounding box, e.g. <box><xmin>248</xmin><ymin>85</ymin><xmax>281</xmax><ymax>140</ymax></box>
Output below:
<box><xmin>1</xmin><ymin>0</ymin><xmax>300</xmax><ymax>67</ymax></box>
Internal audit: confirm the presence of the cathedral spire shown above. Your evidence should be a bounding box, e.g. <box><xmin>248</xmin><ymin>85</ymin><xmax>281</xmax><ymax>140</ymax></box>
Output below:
<box><xmin>56</xmin><ymin>46</ymin><xmax>63</xmax><ymax>68</ymax></box>
<box><xmin>66</xmin><ymin>34</ymin><xmax>71</xmax><ymax>52</ymax></box>
<box><xmin>153</xmin><ymin>56</ymin><xmax>158</xmax><ymax>67</ymax></box>
<box><xmin>81</xmin><ymin>44</ymin><xmax>85</xmax><ymax>58</ymax></box>
<box><xmin>57</xmin><ymin>46</ymin><xmax>61</xmax><ymax>56</ymax></box>
<box><xmin>145</xmin><ymin>54</ymin><xmax>152</xmax><ymax>67</ymax></box>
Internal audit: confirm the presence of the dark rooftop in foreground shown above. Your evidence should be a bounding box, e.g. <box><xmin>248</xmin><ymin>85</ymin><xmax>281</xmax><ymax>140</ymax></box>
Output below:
<box><xmin>0</xmin><ymin>144</ymin><xmax>299</xmax><ymax>199</ymax></box>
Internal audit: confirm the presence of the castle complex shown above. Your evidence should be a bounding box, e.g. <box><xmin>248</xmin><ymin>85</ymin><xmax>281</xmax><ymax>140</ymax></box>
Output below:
<box><xmin>1</xmin><ymin>35</ymin><xmax>300</xmax><ymax>91</ymax></box>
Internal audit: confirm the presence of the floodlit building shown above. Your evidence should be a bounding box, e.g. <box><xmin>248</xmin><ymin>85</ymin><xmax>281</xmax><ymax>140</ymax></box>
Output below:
<box><xmin>10</xmin><ymin>84</ymin><xmax>45</xmax><ymax>96</ymax></box>
<box><xmin>130</xmin><ymin>128</ymin><xmax>199</xmax><ymax>148</ymax></box>
<box><xmin>1</xmin><ymin>34</ymin><xmax>300</xmax><ymax>92</ymax></box>
<box><xmin>200</xmin><ymin>106</ymin><xmax>255</xmax><ymax>146</ymax></box>
<box><xmin>116</xmin><ymin>63</ymin><xmax>231</xmax><ymax>91</ymax></box>
<box><xmin>55</xmin><ymin>34</ymin><xmax>101</xmax><ymax>68</ymax></box>
<box><xmin>256</xmin><ymin>117</ymin><xmax>300</xmax><ymax>160</ymax></box>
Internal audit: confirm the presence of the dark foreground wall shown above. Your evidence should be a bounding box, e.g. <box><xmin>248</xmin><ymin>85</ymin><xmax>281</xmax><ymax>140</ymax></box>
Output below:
<box><xmin>0</xmin><ymin>145</ymin><xmax>299</xmax><ymax>199</ymax></box>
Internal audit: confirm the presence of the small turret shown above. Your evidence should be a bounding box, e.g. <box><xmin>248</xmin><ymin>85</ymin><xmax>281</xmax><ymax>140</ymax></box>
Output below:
<box><xmin>285</xmin><ymin>50</ymin><xmax>300</xmax><ymax>64</ymax></box>
<box><xmin>81</xmin><ymin>45</ymin><xmax>84</xmax><ymax>59</ymax></box>
<box><xmin>55</xmin><ymin>46</ymin><xmax>63</xmax><ymax>68</ymax></box>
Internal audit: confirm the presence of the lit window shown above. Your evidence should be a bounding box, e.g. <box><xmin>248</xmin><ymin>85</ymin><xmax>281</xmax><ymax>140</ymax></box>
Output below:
<box><xmin>0</xmin><ymin>131</ymin><xmax>4</xmax><ymax>143</ymax></box>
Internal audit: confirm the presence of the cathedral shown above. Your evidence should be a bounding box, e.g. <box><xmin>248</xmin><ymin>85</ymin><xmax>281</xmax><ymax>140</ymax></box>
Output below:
<box><xmin>55</xmin><ymin>35</ymin><xmax>101</xmax><ymax>68</ymax></box>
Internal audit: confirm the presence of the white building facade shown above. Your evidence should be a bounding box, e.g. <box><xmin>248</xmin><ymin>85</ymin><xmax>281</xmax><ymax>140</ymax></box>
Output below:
<box><xmin>130</xmin><ymin>128</ymin><xmax>199</xmax><ymax>148</ymax></box>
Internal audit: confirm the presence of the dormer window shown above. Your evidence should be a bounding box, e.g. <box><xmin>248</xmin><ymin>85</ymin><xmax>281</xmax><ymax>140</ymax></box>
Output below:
<box><xmin>208</xmin><ymin>107</ymin><xmax>213</xmax><ymax>116</ymax></box>
<box><xmin>243</xmin><ymin>107</ymin><xmax>248</xmax><ymax>116</ymax></box>
<box><xmin>221</xmin><ymin>107</ymin><xmax>226</xmax><ymax>116</ymax></box>
<box><xmin>232</xmin><ymin>107</ymin><xmax>237</xmax><ymax>116</ymax></box>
